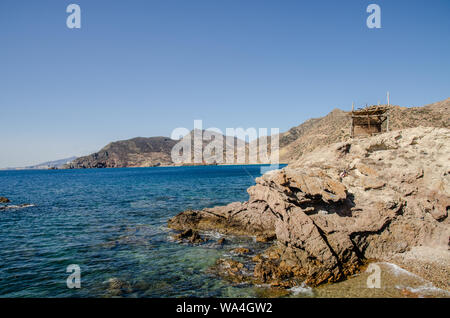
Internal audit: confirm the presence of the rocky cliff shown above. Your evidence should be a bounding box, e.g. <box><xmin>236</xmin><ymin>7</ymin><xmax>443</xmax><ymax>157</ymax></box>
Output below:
<box><xmin>64</xmin><ymin>131</ymin><xmax>250</xmax><ymax>168</ymax></box>
<box><xmin>168</xmin><ymin>127</ymin><xmax>450</xmax><ymax>289</ymax></box>
<box><xmin>65</xmin><ymin>137</ymin><xmax>178</xmax><ymax>168</ymax></box>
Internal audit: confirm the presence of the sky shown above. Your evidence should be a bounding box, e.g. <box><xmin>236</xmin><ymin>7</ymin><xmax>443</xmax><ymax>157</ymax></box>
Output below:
<box><xmin>0</xmin><ymin>0</ymin><xmax>449</xmax><ymax>168</ymax></box>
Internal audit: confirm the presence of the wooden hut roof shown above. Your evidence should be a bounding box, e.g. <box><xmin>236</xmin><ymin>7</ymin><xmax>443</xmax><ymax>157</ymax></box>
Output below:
<box><xmin>352</xmin><ymin>105</ymin><xmax>389</xmax><ymax>116</ymax></box>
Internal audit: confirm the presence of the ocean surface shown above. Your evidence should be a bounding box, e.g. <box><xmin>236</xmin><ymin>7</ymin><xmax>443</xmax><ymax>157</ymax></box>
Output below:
<box><xmin>0</xmin><ymin>166</ymin><xmax>448</xmax><ymax>298</ymax></box>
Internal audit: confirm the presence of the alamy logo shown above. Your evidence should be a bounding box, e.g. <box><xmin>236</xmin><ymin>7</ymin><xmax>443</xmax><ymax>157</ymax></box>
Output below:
<box><xmin>366</xmin><ymin>4</ymin><xmax>381</xmax><ymax>29</ymax></box>
<box><xmin>170</xmin><ymin>120</ymin><xmax>280</xmax><ymax>172</ymax></box>
<box><xmin>366</xmin><ymin>263</ymin><xmax>381</xmax><ymax>288</ymax></box>
<box><xmin>66</xmin><ymin>264</ymin><xmax>81</xmax><ymax>289</ymax></box>
<box><xmin>66</xmin><ymin>4</ymin><xmax>81</xmax><ymax>29</ymax></box>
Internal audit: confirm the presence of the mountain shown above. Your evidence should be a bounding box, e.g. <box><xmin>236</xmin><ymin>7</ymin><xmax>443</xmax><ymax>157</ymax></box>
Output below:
<box><xmin>29</xmin><ymin>156</ymin><xmax>78</xmax><ymax>169</ymax></box>
<box><xmin>64</xmin><ymin>97</ymin><xmax>449</xmax><ymax>169</ymax></box>
<box><xmin>277</xmin><ymin>97</ymin><xmax>450</xmax><ymax>163</ymax></box>
<box><xmin>64</xmin><ymin>131</ymin><xmax>251</xmax><ymax>169</ymax></box>
<box><xmin>64</xmin><ymin>137</ymin><xmax>178</xmax><ymax>168</ymax></box>
<box><xmin>1</xmin><ymin>156</ymin><xmax>78</xmax><ymax>170</ymax></box>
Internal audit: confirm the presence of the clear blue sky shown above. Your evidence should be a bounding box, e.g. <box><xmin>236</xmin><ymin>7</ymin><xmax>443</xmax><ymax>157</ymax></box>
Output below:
<box><xmin>0</xmin><ymin>0</ymin><xmax>449</xmax><ymax>168</ymax></box>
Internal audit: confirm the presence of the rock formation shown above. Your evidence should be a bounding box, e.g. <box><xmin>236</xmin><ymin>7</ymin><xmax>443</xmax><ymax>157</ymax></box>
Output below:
<box><xmin>172</xmin><ymin>228</ymin><xmax>207</xmax><ymax>244</ymax></box>
<box><xmin>65</xmin><ymin>137</ymin><xmax>178</xmax><ymax>168</ymax></box>
<box><xmin>169</xmin><ymin>127</ymin><xmax>450</xmax><ymax>288</ymax></box>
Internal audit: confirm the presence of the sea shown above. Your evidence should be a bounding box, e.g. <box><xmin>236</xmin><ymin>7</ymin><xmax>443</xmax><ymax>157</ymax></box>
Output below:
<box><xmin>0</xmin><ymin>165</ymin><xmax>448</xmax><ymax>298</ymax></box>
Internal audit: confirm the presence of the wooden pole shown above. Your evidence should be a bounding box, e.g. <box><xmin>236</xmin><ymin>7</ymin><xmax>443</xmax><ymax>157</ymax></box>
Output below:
<box><xmin>386</xmin><ymin>112</ymin><xmax>390</xmax><ymax>132</ymax></box>
<box><xmin>351</xmin><ymin>102</ymin><xmax>354</xmax><ymax>138</ymax></box>
<box><xmin>387</xmin><ymin>91</ymin><xmax>390</xmax><ymax>106</ymax></box>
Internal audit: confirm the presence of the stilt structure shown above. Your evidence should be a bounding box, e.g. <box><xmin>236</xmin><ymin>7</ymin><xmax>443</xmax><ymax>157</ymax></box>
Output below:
<box><xmin>350</xmin><ymin>104</ymin><xmax>390</xmax><ymax>138</ymax></box>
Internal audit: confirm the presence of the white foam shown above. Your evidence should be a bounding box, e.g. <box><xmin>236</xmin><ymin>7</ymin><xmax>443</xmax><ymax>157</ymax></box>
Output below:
<box><xmin>201</xmin><ymin>230</ymin><xmax>224</xmax><ymax>239</ymax></box>
<box><xmin>289</xmin><ymin>283</ymin><xmax>314</xmax><ymax>296</ymax></box>
<box><xmin>255</xmin><ymin>284</ymin><xmax>272</xmax><ymax>288</ymax></box>
<box><xmin>377</xmin><ymin>262</ymin><xmax>423</xmax><ymax>280</ymax></box>
<box><xmin>398</xmin><ymin>284</ymin><xmax>450</xmax><ymax>297</ymax></box>
<box><xmin>1</xmin><ymin>204</ymin><xmax>35</xmax><ymax>210</ymax></box>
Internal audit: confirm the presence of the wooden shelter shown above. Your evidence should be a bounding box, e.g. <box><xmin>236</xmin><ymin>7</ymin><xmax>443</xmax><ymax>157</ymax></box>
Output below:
<box><xmin>350</xmin><ymin>104</ymin><xmax>389</xmax><ymax>138</ymax></box>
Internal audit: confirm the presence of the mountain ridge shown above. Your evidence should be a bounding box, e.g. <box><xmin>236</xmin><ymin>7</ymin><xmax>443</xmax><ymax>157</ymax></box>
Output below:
<box><xmin>64</xmin><ymin>97</ymin><xmax>449</xmax><ymax>169</ymax></box>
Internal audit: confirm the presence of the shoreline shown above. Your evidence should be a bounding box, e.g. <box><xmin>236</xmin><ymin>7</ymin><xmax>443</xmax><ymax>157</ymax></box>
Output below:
<box><xmin>0</xmin><ymin>163</ymin><xmax>289</xmax><ymax>172</ymax></box>
<box><xmin>388</xmin><ymin>247</ymin><xmax>450</xmax><ymax>292</ymax></box>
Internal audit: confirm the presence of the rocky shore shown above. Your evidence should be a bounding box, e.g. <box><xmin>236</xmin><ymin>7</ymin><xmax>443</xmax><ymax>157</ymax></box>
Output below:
<box><xmin>169</xmin><ymin>127</ymin><xmax>450</xmax><ymax>290</ymax></box>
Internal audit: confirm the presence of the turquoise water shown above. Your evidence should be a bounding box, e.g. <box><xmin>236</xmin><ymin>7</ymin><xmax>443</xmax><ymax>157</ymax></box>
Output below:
<box><xmin>2</xmin><ymin>165</ymin><xmax>447</xmax><ymax>298</ymax></box>
<box><xmin>0</xmin><ymin>165</ymin><xmax>284</xmax><ymax>297</ymax></box>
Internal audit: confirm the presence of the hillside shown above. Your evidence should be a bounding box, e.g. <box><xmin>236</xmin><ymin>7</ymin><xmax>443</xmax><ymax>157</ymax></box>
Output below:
<box><xmin>26</xmin><ymin>156</ymin><xmax>78</xmax><ymax>169</ymax></box>
<box><xmin>65</xmin><ymin>137</ymin><xmax>178</xmax><ymax>168</ymax></box>
<box><xmin>278</xmin><ymin>97</ymin><xmax>450</xmax><ymax>163</ymax></box>
<box><xmin>65</xmin><ymin>131</ymin><xmax>250</xmax><ymax>169</ymax></box>
<box><xmin>65</xmin><ymin>97</ymin><xmax>449</xmax><ymax>168</ymax></box>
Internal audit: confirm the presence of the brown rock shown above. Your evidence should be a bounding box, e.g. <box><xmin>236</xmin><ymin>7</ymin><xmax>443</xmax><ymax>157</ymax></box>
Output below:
<box><xmin>176</xmin><ymin>229</ymin><xmax>193</xmax><ymax>239</ymax></box>
<box><xmin>252</xmin><ymin>254</ymin><xmax>263</xmax><ymax>262</ymax></box>
<box><xmin>401</xmin><ymin>288</ymin><xmax>419</xmax><ymax>298</ymax></box>
<box><xmin>362</xmin><ymin>177</ymin><xmax>386</xmax><ymax>190</ymax></box>
<box><xmin>356</xmin><ymin>163</ymin><xmax>378</xmax><ymax>177</ymax></box>
<box><xmin>212</xmin><ymin>258</ymin><xmax>249</xmax><ymax>284</ymax></box>
<box><xmin>173</xmin><ymin>229</ymin><xmax>206</xmax><ymax>244</ymax></box>
<box><xmin>107</xmin><ymin>278</ymin><xmax>132</xmax><ymax>296</ymax></box>
<box><xmin>429</xmin><ymin>207</ymin><xmax>448</xmax><ymax>221</ymax></box>
<box><xmin>256</xmin><ymin>234</ymin><xmax>277</xmax><ymax>242</ymax></box>
<box><xmin>231</xmin><ymin>247</ymin><xmax>251</xmax><ymax>255</ymax></box>
<box><xmin>217</xmin><ymin>238</ymin><xmax>226</xmax><ymax>246</ymax></box>
<box><xmin>0</xmin><ymin>197</ymin><xmax>10</xmax><ymax>203</ymax></box>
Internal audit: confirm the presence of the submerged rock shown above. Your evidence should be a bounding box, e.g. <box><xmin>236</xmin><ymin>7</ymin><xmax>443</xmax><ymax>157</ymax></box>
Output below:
<box><xmin>106</xmin><ymin>278</ymin><xmax>132</xmax><ymax>296</ymax></box>
<box><xmin>217</xmin><ymin>238</ymin><xmax>226</xmax><ymax>246</ymax></box>
<box><xmin>0</xmin><ymin>197</ymin><xmax>10</xmax><ymax>203</ymax></box>
<box><xmin>231</xmin><ymin>247</ymin><xmax>251</xmax><ymax>255</ymax></box>
<box><xmin>212</xmin><ymin>258</ymin><xmax>249</xmax><ymax>284</ymax></box>
<box><xmin>173</xmin><ymin>228</ymin><xmax>207</xmax><ymax>244</ymax></box>
<box><xmin>169</xmin><ymin>127</ymin><xmax>450</xmax><ymax>288</ymax></box>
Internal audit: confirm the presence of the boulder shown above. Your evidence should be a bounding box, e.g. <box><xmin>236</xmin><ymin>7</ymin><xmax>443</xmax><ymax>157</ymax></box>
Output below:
<box><xmin>231</xmin><ymin>247</ymin><xmax>251</xmax><ymax>255</ymax></box>
<box><xmin>173</xmin><ymin>228</ymin><xmax>207</xmax><ymax>244</ymax></box>
<box><xmin>212</xmin><ymin>258</ymin><xmax>249</xmax><ymax>284</ymax></box>
<box><xmin>217</xmin><ymin>238</ymin><xmax>226</xmax><ymax>246</ymax></box>
<box><xmin>0</xmin><ymin>197</ymin><xmax>10</xmax><ymax>203</ymax></box>
<box><xmin>106</xmin><ymin>278</ymin><xmax>132</xmax><ymax>296</ymax></box>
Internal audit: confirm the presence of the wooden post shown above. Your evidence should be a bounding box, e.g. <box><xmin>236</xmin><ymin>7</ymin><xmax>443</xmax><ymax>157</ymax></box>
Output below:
<box><xmin>350</xmin><ymin>102</ymin><xmax>354</xmax><ymax>138</ymax></box>
<box><xmin>387</xmin><ymin>91</ymin><xmax>390</xmax><ymax>106</ymax></box>
<box><xmin>386</xmin><ymin>113</ymin><xmax>390</xmax><ymax>132</ymax></box>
